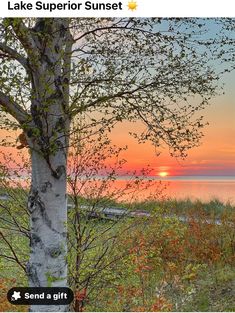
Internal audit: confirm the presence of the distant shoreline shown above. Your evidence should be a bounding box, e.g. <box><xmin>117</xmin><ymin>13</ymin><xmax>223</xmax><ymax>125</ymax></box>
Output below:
<box><xmin>114</xmin><ymin>176</ymin><xmax>235</xmax><ymax>181</ymax></box>
<box><xmin>1</xmin><ymin>175</ymin><xmax>235</xmax><ymax>181</ymax></box>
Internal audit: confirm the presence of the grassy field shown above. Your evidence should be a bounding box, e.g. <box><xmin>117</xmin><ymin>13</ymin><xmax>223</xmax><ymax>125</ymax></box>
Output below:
<box><xmin>0</xmin><ymin>189</ymin><xmax>235</xmax><ymax>311</ymax></box>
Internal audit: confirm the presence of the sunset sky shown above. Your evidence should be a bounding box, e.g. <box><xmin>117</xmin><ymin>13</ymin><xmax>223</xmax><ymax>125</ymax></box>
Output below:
<box><xmin>110</xmin><ymin>70</ymin><xmax>235</xmax><ymax>177</ymax></box>
<box><xmin>0</xmin><ymin>20</ymin><xmax>235</xmax><ymax>178</ymax></box>
<box><xmin>0</xmin><ymin>67</ymin><xmax>234</xmax><ymax>178</ymax></box>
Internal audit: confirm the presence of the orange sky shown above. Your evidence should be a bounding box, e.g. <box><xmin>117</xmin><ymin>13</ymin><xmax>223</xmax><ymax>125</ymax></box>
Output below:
<box><xmin>110</xmin><ymin>71</ymin><xmax>235</xmax><ymax>177</ymax></box>
<box><xmin>0</xmin><ymin>73</ymin><xmax>234</xmax><ymax>177</ymax></box>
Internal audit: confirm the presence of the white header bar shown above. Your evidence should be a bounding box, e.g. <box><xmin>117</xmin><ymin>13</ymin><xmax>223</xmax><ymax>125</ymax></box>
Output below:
<box><xmin>1</xmin><ymin>0</ymin><xmax>235</xmax><ymax>17</ymax></box>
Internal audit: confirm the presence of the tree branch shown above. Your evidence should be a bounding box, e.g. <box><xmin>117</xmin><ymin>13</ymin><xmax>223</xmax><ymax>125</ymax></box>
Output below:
<box><xmin>0</xmin><ymin>230</ymin><xmax>27</xmax><ymax>272</ymax></box>
<box><xmin>0</xmin><ymin>41</ymin><xmax>29</xmax><ymax>71</ymax></box>
<box><xmin>73</xmin><ymin>24</ymin><xmax>157</xmax><ymax>44</ymax></box>
<box><xmin>4</xmin><ymin>18</ymin><xmax>38</xmax><ymax>58</ymax></box>
<box><xmin>70</xmin><ymin>81</ymin><xmax>155</xmax><ymax>115</ymax></box>
<box><xmin>0</xmin><ymin>90</ymin><xmax>29</xmax><ymax>124</ymax></box>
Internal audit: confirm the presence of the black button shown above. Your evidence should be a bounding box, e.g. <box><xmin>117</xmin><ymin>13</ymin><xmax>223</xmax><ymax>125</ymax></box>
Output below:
<box><xmin>7</xmin><ymin>287</ymin><xmax>74</xmax><ymax>305</ymax></box>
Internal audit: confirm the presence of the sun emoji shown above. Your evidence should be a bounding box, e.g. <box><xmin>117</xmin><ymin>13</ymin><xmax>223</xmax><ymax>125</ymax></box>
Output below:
<box><xmin>128</xmin><ymin>1</ymin><xmax>137</xmax><ymax>11</ymax></box>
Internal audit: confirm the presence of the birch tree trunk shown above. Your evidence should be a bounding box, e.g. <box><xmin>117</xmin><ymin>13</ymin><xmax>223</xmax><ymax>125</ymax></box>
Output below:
<box><xmin>27</xmin><ymin>151</ymin><xmax>68</xmax><ymax>312</ymax></box>
<box><xmin>24</xmin><ymin>19</ymin><xmax>72</xmax><ymax>312</ymax></box>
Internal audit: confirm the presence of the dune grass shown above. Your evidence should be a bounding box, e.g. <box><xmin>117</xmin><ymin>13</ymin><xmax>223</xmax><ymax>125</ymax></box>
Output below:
<box><xmin>0</xmin><ymin>188</ymin><xmax>234</xmax><ymax>311</ymax></box>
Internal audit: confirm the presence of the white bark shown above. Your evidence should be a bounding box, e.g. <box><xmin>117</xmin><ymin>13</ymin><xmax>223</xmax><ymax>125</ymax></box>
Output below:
<box><xmin>25</xmin><ymin>19</ymin><xmax>72</xmax><ymax>312</ymax></box>
<box><xmin>27</xmin><ymin>152</ymin><xmax>68</xmax><ymax>312</ymax></box>
<box><xmin>27</xmin><ymin>150</ymin><xmax>68</xmax><ymax>312</ymax></box>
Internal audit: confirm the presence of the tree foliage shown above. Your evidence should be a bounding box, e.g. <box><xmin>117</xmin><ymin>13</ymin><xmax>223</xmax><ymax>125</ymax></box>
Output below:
<box><xmin>0</xmin><ymin>18</ymin><xmax>229</xmax><ymax>156</ymax></box>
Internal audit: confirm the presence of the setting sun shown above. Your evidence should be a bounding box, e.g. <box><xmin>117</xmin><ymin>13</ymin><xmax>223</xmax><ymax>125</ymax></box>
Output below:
<box><xmin>158</xmin><ymin>171</ymin><xmax>169</xmax><ymax>177</ymax></box>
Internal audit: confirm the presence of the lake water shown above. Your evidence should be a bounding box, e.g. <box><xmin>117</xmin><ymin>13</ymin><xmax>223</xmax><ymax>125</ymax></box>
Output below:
<box><xmin>113</xmin><ymin>176</ymin><xmax>235</xmax><ymax>204</ymax></box>
<box><xmin>2</xmin><ymin>176</ymin><xmax>235</xmax><ymax>204</ymax></box>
